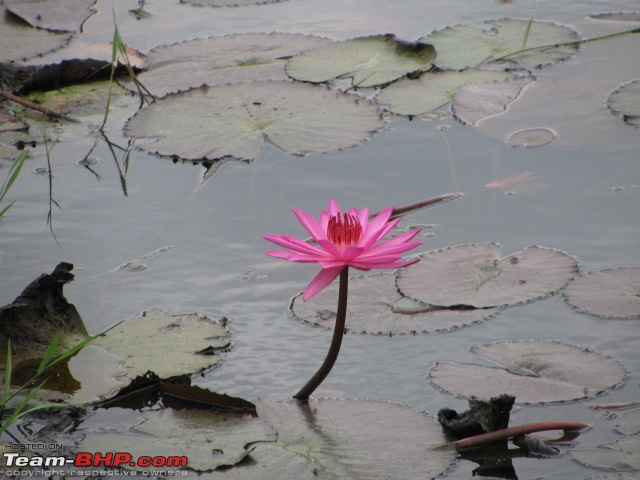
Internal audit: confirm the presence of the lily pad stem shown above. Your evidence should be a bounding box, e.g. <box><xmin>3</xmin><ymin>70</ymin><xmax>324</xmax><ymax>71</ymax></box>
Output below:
<box><xmin>293</xmin><ymin>267</ymin><xmax>349</xmax><ymax>401</ymax></box>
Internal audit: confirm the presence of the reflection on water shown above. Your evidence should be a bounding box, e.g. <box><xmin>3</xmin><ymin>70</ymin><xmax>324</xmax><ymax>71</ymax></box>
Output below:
<box><xmin>2</xmin><ymin>0</ymin><xmax>640</xmax><ymax>477</ymax></box>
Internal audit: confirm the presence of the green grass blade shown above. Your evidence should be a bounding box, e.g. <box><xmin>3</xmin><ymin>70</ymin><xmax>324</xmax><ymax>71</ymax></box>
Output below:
<box><xmin>37</xmin><ymin>335</ymin><xmax>60</xmax><ymax>376</ymax></box>
<box><xmin>522</xmin><ymin>16</ymin><xmax>534</xmax><ymax>50</ymax></box>
<box><xmin>2</xmin><ymin>339</ymin><xmax>12</xmax><ymax>404</ymax></box>
<box><xmin>0</xmin><ymin>379</ymin><xmax>47</xmax><ymax>436</ymax></box>
<box><xmin>46</xmin><ymin>336</ymin><xmax>95</xmax><ymax>370</ymax></box>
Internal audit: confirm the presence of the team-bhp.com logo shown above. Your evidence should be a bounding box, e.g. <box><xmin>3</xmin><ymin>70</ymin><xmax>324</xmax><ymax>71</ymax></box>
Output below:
<box><xmin>4</xmin><ymin>452</ymin><xmax>188</xmax><ymax>469</ymax></box>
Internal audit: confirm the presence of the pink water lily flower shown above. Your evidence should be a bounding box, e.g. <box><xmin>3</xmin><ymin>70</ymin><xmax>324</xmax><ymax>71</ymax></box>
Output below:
<box><xmin>264</xmin><ymin>198</ymin><xmax>422</xmax><ymax>301</ymax></box>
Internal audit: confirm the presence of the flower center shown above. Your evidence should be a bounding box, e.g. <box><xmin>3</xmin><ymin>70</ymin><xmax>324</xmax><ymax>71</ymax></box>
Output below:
<box><xmin>327</xmin><ymin>213</ymin><xmax>362</xmax><ymax>247</ymax></box>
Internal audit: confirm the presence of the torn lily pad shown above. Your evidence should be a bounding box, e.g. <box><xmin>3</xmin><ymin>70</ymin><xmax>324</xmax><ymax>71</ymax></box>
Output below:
<box><xmin>452</xmin><ymin>75</ymin><xmax>534</xmax><ymax>125</ymax></box>
<box><xmin>420</xmin><ymin>18</ymin><xmax>581</xmax><ymax>70</ymax></box>
<box><xmin>571</xmin><ymin>437</ymin><xmax>640</xmax><ymax>471</ymax></box>
<box><xmin>125</xmin><ymin>81</ymin><xmax>384</xmax><ymax>162</ymax></box>
<box><xmin>607</xmin><ymin>79</ymin><xmax>640</xmax><ymax>127</ymax></box>
<box><xmin>286</xmin><ymin>34</ymin><xmax>435</xmax><ymax>88</ymax></box>
<box><xmin>430</xmin><ymin>340</ymin><xmax>626</xmax><ymax>404</ymax></box>
<box><xmin>291</xmin><ymin>273</ymin><xmax>498</xmax><ymax>335</ymax></box>
<box><xmin>123</xmin><ymin>33</ymin><xmax>332</xmax><ymax>97</ymax></box>
<box><xmin>375</xmin><ymin>69</ymin><xmax>523</xmax><ymax>116</ymax></box>
<box><xmin>396</xmin><ymin>243</ymin><xmax>578</xmax><ymax>308</ymax></box>
<box><xmin>563</xmin><ymin>266</ymin><xmax>640</xmax><ymax>319</ymax></box>
<box><xmin>78</xmin><ymin>407</ymin><xmax>276</xmax><ymax>472</ymax></box>
<box><xmin>4</xmin><ymin>0</ymin><xmax>97</xmax><ymax>32</ymax></box>
<box><xmin>93</xmin><ymin>308</ymin><xmax>230</xmax><ymax>383</ymax></box>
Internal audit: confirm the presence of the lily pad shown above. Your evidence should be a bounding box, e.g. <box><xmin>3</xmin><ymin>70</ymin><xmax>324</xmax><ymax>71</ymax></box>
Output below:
<box><xmin>590</xmin><ymin>12</ymin><xmax>640</xmax><ymax>22</ymax></box>
<box><xmin>93</xmin><ymin>308</ymin><xmax>230</xmax><ymax>384</ymax></box>
<box><xmin>0</xmin><ymin>14</ymin><xmax>72</xmax><ymax>63</ymax></box>
<box><xmin>78</xmin><ymin>407</ymin><xmax>276</xmax><ymax>472</ymax></box>
<box><xmin>375</xmin><ymin>69</ymin><xmax>521</xmax><ymax>116</ymax></box>
<box><xmin>219</xmin><ymin>398</ymin><xmax>455</xmax><ymax>479</ymax></box>
<box><xmin>182</xmin><ymin>0</ymin><xmax>289</xmax><ymax>6</ymax></box>
<box><xmin>125</xmin><ymin>81</ymin><xmax>384</xmax><ymax>162</ymax></box>
<box><xmin>506</xmin><ymin>127</ymin><xmax>556</xmax><ymax>148</ymax></box>
<box><xmin>563</xmin><ymin>266</ymin><xmax>640</xmax><ymax>319</ymax></box>
<box><xmin>607</xmin><ymin>79</ymin><xmax>640</xmax><ymax>128</ymax></box>
<box><xmin>285</xmin><ymin>34</ymin><xmax>436</xmax><ymax>88</ymax></box>
<box><xmin>616</xmin><ymin>408</ymin><xmax>640</xmax><ymax>436</ymax></box>
<box><xmin>396</xmin><ymin>243</ymin><xmax>578</xmax><ymax>308</ymax></box>
<box><xmin>124</xmin><ymin>33</ymin><xmax>332</xmax><ymax>97</ymax></box>
<box><xmin>4</xmin><ymin>0</ymin><xmax>97</xmax><ymax>32</ymax></box>
<box><xmin>430</xmin><ymin>340</ymin><xmax>626</xmax><ymax>404</ymax></box>
<box><xmin>571</xmin><ymin>437</ymin><xmax>640</xmax><ymax>471</ymax></box>
<box><xmin>420</xmin><ymin>18</ymin><xmax>581</xmax><ymax>70</ymax></box>
<box><xmin>291</xmin><ymin>273</ymin><xmax>499</xmax><ymax>335</ymax></box>
<box><xmin>452</xmin><ymin>75</ymin><xmax>535</xmax><ymax>125</ymax></box>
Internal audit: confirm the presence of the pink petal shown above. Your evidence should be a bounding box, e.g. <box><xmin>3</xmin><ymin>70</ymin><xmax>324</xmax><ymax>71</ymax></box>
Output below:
<box><xmin>263</xmin><ymin>234</ymin><xmax>328</xmax><ymax>257</ymax></box>
<box><xmin>317</xmin><ymin>238</ymin><xmax>342</xmax><ymax>258</ymax></box>
<box><xmin>360</xmin><ymin>207</ymin><xmax>396</xmax><ymax>248</ymax></box>
<box><xmin>303</xmin><ymin>266</ymin><xmax>344</xmax><ymax>301</ymax></box>
<box><xmin>292</xmin><ymin>208</ymin><xmax>326</xmax><ymax>241</ymax></box>
<box><xmin>350</xmin><ymin>258</ymin><xmax>420</xmax><ymax>271</ymax></box>
<box><xmin>328</xmin><ymin>198</ymin><xmax>342</xmax><ymax>217</ymax></box>
<box><xmin>358</xmin><ymin>230</ymin><xmax>422</xmax><ymax>258</ymax></box>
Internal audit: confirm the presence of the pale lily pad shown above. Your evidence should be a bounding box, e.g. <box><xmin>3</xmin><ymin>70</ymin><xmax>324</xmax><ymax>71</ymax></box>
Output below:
<box><xmin>430</xmin><ymin>340</ymin><xmax>626</xmax><ymax>404</ymax></box>
<box><xmin>291</xmin><ymin>273</ymin><xmax>499</xmax><ymax>335</ymax></box>
<box><xmin>452</xmin><ymin>75</ymin><xmax>535</xmax><ymax>125</ymax></box>
<box><xmin>4</xmin><ymin>0</ymin><xmax>97</xmax><ymax>32</ymax></box>
<box><xmin>396</xmin><ymin>243</ymin><xmax>578</xmax><ymax>308</ymax></box>
<box><xmin>182</xmin><ymin>0</ymin><xmax>289</xmax><ymax>6</ymax></box>
<box><xmin>608</xmin><ymin>79</ymin><xmax>640</xmax><ymax>128</ymax></box>
<box><xmin>214</xmin><ymin>398</ymin><xmax>455</xmax><ymax>479</ymax></box>
<box><xmin>571</xmin><ymin>437</ymin><xmax>640</xmax><ymax>471</ymax></box>
<box><xmin>286</xmin><ymin>34</ymin><xmax>436</xmax><ymax>88</ymax></box>
<box><xmin>616</xmin><ymin>408</ymin><xmax>640</xmax><ymax>436</ymax></box>
<box><xmin>563</xmin><ymin>266</ymin><xmax>640</xmax><ymax>319</ymax></box>
<box><xmin>78</xmin><ymin>407</ymin><xmax>276</xmax><ymax>472</ymax></box>
<box><xmin>125</xmin><ymin>81</ymin><xmax>384</xmax><ymax>162</ymax></box>
<box><xmin>590</xmin><ymin>12</ymin><xmax>640</xmax><ymax>22</ymax></box>
<box><xmin>375</xmin><ymin>69</ymin><xmax>520</xmax><ymax>116</ymax></box>
<box><xmin>0</xmin><ymin>14</ymin><xmax>72</xmax><ymax>63</ymax></box>
<box><xmin>420</xmin><ymin>19</ymin><xmax>581</xmax><ymax>70</ymax></box>
<box><xmin>93</xmin><ymin>308</ymin><xmax>230</xmax><ymax>384</ymax></box>
<box><xmin>124</xmin><ymin>33</ymin><xmax>332</xmax><ymax>97</ymax></box>
<box><xmin>507</xmin><ymin>127</ymin><xmax>556</xmax><ymax>148</ymax></box>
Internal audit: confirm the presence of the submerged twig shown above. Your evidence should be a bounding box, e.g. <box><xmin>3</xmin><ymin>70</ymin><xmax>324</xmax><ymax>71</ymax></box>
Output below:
<box><xmin>453</xmin><ymin>421</ymin><xmax>589</xmax><ymax>450</ymax></box>
<box><xmin>0</xmin><ymin>90</ymin><xmax>80</xmax><ymax>123</ymax></box>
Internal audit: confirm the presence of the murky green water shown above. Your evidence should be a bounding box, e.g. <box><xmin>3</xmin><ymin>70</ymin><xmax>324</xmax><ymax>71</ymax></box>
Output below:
<box><xmin>1</xmin><ymin>0</ymin><xmax>639</xmax><ymax>478</ymax></box>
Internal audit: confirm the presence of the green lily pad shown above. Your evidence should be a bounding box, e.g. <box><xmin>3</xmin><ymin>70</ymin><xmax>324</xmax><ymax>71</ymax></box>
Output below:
<box><xmin>210</xmin><ymin>398</ymin><xmax>455</xmax><ymax>479</ymax></box>
<box><xmin>123</xmin><ymin>33</ymin><xmax>332</xmax><ymax>97</ymax></box>
<box><xmin>78</xmin><ymin>407</ymin><xmax>276</xmax><ymax>472</ymax></box>
<box><xmin>430</xmin><ymin>340</ymin><xmax>626</xmax><ymax>404</ymax></box>
<box><xmin>286</xmin><ymin>34</ymin><xmax>436</xmax><ymax>88</ymax></box>
<box><xmin>375</xmin><ymin>69</ymin><xmax>521</xmax><ymax>116</ymax></box>
<box><xmin>93</xmin><ymin>308</ymin><xmax>230</xmax><ymax>384</ymax></box>
<box><xmin>291</xmin><ymin>273</ymin><xmax>499</xmax><ymax>335</ymax></box>
<box><xmin>4</xmin><ymin>0</ymin><xmax>97</xmax><ymax>32</ymax></box>
<box><xmin>420</xmin><ymin>18</ymin><xmax>581</xmax><ymax>70</ymax></box>
<box><xmin>125</xmin><ymin>81</ymin><xmax>384</xmax><ymax>162</ymax></box>
<box><xmin>396</xmin><ymin>243</ymin><xmax>578</xmax><ymax>308</ymax></box>
<box><xmin>607</xmin><ymin>79</ymin><xmax>640</xmax><ymax>128</ymax></box>
<box><xmin>452</xmin><ymin>75</ymin><xmax>535</xmax><ymax>125</ymax></box>
<box><xmin>571</xmin><ymin>437</ymin><xmax>640</xmax><ymax>471</ymax></box>
<box><xmin>563</xmin><ymin>266</ymin><xmax>640</xmax><ymax>319</ymax></box>
<box><xmin>590</xmin><ymin>12</ymin><xmax>640</xmax><ymax>22</ymax></box>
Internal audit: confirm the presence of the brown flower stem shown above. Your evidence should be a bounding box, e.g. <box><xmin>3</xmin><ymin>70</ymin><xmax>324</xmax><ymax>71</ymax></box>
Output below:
<box><xmin>0</xmin><ymin>90</ymin><xmax>81</xmax><ymax>123</ymax></box>
<box><xmin>453</xmin><ymin>421</ymin><xmax>589</xmax><ymax>450</ymax></box>
<box><xmin>293</xmin><ymin>267</ymin><xmax>349</xmax><ymax>401</ymax></box>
